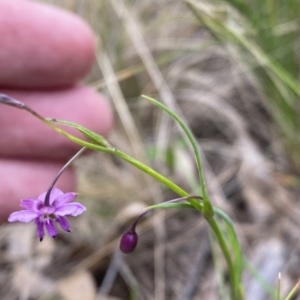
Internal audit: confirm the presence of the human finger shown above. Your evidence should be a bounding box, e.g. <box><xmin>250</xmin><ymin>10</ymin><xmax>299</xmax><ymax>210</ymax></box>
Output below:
<box><xmin>0</xmin><ymin>86</ymin><xmax>113</xmax><ymax>159</ymax></box>
<box><xmin>0</xmin><ymin>0</ymin><xmax>95</xmax><ymax>89</ymax></box>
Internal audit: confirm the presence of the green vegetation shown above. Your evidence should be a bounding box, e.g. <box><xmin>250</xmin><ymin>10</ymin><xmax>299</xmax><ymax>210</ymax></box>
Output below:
<box><xmin>186</xmin><ymin>0</ymin><xmax>300</xmax><ymax>170</ymax></box>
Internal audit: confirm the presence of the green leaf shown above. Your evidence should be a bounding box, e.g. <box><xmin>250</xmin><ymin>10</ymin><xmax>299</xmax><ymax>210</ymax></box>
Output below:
<box><xmin>142</xmin><ymin>94</ymin><xmax>214</xmax><ymax>218</ymax></box>
<box><xmin>146</xmin><ymin>202</ymin><xmax>195</xmax><ymax>210</ymax></box>
<box><xmin>284</xmin><ymin>280</ymin><xmax>300</xmax><ymax>300</ymax></box>
<box><xmin>48</xmin><ymin>118</ymin><xmax>114</xmax><ymax>149</ymax></box>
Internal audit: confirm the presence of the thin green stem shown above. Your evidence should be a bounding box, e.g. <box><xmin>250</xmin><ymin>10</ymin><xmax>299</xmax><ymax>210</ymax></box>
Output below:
<box><xmin>207</xmin><ymin>217</ymin><xmax>237</xmax><ymax>300</ymax></box>
<box><xmin>284</xmin><ymin>280</ymin><xmax>300</xmax><ymax>300</ymax></box>
<box><xmin>214</xmin><ymin>207</ymin><xmax>243</xmax><ymax>292</ymax></box>
<box><xmin>277</xmin><ymin>273</ymin><xmax>281</xmax><ymax>300</ymax></box>
<box><xmin>209</xmin><ymin>230</ymin><xmax>230</xmax><ymax>300</ymax></box>
<box><xmin>142</xmin><ymin>95</ymin><xmax>213</xmax><ymax>218</ymax></box>
<box><xmin>147</xmin><ymin>200</ymin><xmax>242</xmax><ymax>300</ymax></box>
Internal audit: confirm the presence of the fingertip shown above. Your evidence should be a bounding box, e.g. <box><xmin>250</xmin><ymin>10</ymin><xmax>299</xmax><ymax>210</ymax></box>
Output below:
<box><xmin>74</xmin><ymin>86</ymin><xmax>114</xmax><ymax>139</ymax></box>
<box><xmin>0</xmin><ymin>0</ymin><xmax>96</xmax><ymax>88</ymax></box>
<box><xmin>0</xmin><ymin>86</ymin><xmax>113</xmax><ymax>159</ymax></box>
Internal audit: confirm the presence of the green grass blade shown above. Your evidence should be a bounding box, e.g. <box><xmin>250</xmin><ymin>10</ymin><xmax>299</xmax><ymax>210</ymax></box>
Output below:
<box><xmin>142</xmin><ymin>94</ymin><xmax>214</xmax><ymax>218</ymax></box>
<box><xmin>284</xmin><ymin>280</ymin><xmax>300</xmax><ymax>300</ymax></box>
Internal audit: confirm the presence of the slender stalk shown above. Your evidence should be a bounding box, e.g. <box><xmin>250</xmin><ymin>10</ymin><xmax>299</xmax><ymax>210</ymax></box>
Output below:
<box><xmin>284</xmin><ymin>280</ymin><xmax>300</xmax><ymax>300</ymax></box>
<box><xmin>207</xmin><ymin>217</ymin><xmax>237</xmax><ymax>299</ymax></box>
<box><xmin>209</xmin><ymin>230</ymin><xmax>230</xmax><ymax>300</ymax></box>
<box><xmin>277</xmin><ymin>273</ymin><xmax>281</xmax><ymax>300</ymax></box>
<box><xmin>107</xmin><ymin>149</ymin><xmax>203</xmax><ymax>211</ymax></box>
<box><xmin>147</xmin><ymin>201</ymin><xmax>241</xmax><ymax>299</ymax></box>
<box><xmin>44</xmin><ymin>147</ymin><xmax>86</xmax><ymax>206</ymax></box>
<box><xmin>128</xmin><ymin>210</ymin><xmax>148</xmax><ymax>234</ymax></box>
<box><xmin>142</xmin><ymin>95</ymin><xmax>214</xmax><ymax>218</ymax></box>
<box><xmin>214</xmin><ymin>207</ymin><xmax>243</xmax><ymax>291</ymax></box>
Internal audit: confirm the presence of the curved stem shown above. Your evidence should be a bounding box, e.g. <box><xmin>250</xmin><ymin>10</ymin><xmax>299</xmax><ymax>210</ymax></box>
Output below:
<box><xmin>147</xmin><ymin>201</ymin><xmax>241</xmax><ymax>299</ymax></box>
<box><xmin>44</xmin><ymin>147</ymin><xmax>86</xmax><ymax>206</ymax></box>
<box><xmin>142</xmin><ymin>95</ymin><xmax>214</xmax><ymax>218</ymax></box>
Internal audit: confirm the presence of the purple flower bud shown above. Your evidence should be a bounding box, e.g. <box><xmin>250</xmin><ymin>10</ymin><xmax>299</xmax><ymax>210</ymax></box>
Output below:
<box><xmin>120</xmin><ymin>229</ymin><xmax>138</xmax><ymax>254</ymax></box>
<box><xmin>119</xmin><ymin>211</ymin><xmax>148</xmax><ymax>254</ymax></box>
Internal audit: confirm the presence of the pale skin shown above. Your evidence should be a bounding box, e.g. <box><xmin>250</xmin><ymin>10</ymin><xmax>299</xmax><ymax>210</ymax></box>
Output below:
<box><xmin>0</xmin><ymin>0</ymin><xmax>113</xmax><ymax>222</ymax></box>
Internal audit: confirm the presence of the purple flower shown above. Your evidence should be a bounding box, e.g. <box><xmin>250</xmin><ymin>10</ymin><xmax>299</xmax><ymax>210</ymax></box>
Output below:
<box><xmin>8</xmin><ymin>188</ymin><xmax>86</xmax><ymax>241</ymax></box>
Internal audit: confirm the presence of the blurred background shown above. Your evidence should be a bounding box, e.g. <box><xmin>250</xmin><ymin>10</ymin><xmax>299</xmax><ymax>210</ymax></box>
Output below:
<box><xmin>2</xmin><ymin>0</ymin><xmax>300</xmax><ymax>299</ymax></box>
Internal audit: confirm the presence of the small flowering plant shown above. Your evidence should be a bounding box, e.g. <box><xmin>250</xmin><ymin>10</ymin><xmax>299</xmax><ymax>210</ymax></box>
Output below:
<box><xmin>2</xmin><ymin>93</ymin><xmax>299</xmax><ymax>300</ymax></box>
<box><xmin>0</xmin><ymin>94</ymin><xmax>89</xmax><ymax>241</ymax></box>
<box><xmin>8</xmin><ymin>188</ymin><xmax>86</xmax><ymax>241</ymax></box>
<box><xmin>0</xmin><ymin>93</ymin><xmax>245</xmax><ymax>299</ymax></box>
<box><xmin>1</xmin><ymin>78</ymin><xmax>300</xmax><ymax>300</ymax></box>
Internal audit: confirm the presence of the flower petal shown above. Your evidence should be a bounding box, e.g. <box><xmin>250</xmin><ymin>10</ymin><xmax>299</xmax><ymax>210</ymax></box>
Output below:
<box><xmin>52</xmin><ymin>192</ymin><xmax>78</xmax><ymax>208</ymax></box>
<box><xmin>54</xmin><ymin>202</ymin><xmax>86</xmax><ymax>217</ymax></box>
<box><xmin>8</xmin><ymin>210</ymin><xmax>39</xmax><ymax>223</ymax></box>
<box><xmin>35</xmin><ymin>219</ymin><xmax>45</xmax><ymax>241</ymax></box>
<box><xmin>44</xmin><ymin>219</ymin><xmax>57</xmax><ymax>238</ymax></box>
<box><xmin>38</xmin><ymin>188</ymin><xmax>64</xmax><ymax>204</ymax></box>
<box><xmin>20</xmin><ymin>198</ymin><xmax>43</xmax><ymax>211</ymax></box>
<box><xmin>56</xmin><ymin>216</ymin><xmax>70</xmax><ymax>232</ymax></box>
